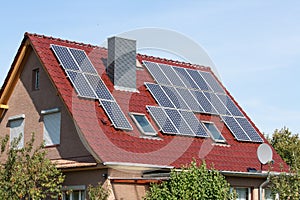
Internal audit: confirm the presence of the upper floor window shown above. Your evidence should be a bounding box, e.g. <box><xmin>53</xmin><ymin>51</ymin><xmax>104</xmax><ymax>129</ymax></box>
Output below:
<box><xmin>41</xmin><ymin>108</ymin><xmax>61</xmax><ymax>146</ymax></box>
<box><xmin>60</xmin><ymin>185</ymin><xmax>86</xmax><ymax>200</ymax></box>
<box><xmin>8</xmin><ymin>114</ymin><xmax>25</xmax><ymax>149</ymax></box>
<box><xmin>32</xmin><ymin>68</ymin><xmax>40</xmax><ymax>90</ymax></box>
<box><xmin>234</xmin><ymin>187</ymin><xmax>251</xmax><ymax>200</ymax></box>
<box><xmin>130</xmin><ymin>113</ymin><xmax>157</xmax><ymax>136</ymax></box>
<box><xmin>202</xmin><ymin>121</ymin><xmax>226</xmax><ymax>143</ymax></box>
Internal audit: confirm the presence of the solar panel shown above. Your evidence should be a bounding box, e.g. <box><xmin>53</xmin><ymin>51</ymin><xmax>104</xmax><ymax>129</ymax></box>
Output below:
<box><xmin>190</xmin><ymin>90</ymin><xmax>218</xmax><ymax>114</ymax></box>
<box><xmin>179</xmin><ymin>110</ymin><xmax>209</xmax><ymax>137</ymax></box>
<box><xmin>173</xmin><ymin>67</ymin><xmax>199</xmax><ymax>89</ymax></box>
<box><xmin>199</xmin><ymin>71</ymin><xmax>225</xmax><ymax>94</ymax></box>
<box><xmin>217</xmin><ymin>94</ymin><xmax>244</xmax><ymax>117</ymax></box>
<box><xmin>51</xmin><ymin>44</ymin><xmax>80</xmax><ymax>71</ymax></box>
<box><xmin>161</xmin><ymin>85</ymin><xmax>189</xmax><ymax>110</ymax></box>
<box><xmin>164</xmin><ymin>108</ymin><xmax>194</xmax><ymax>136</ymax></box>
<box><xmin>147</xmin><ymin>106</ymin><xmax>178</xmax><ymax>134</ymax></box>
<box><xmin>69</xmin><ymin>48</ymin><xmax>98</xmax><ymax>74</ymax></box>
<box><xmin>186</xmin><ymin>69</ymin><xmax>212</xmax><ymax>91</ymax></box>
<box><xmin>221</xmin><ymin>116</ymin><xmax>250</xmax><ymax>141</ymax></box>
<box><xmin>203</xmin><ymin>92</ymin><xmax>231</xmax><ymax>115</ymax></box>
<box><xmin>145</xmin><ymin>83</ymin><xmax>175</xmax><ymax>108</ymax></box>
<box><xmin>143</xmin><ymin>61</ymin><xmax>171</xmax><ymax>85</ymax></box>
<box><xmin>175</xmin><ymin>88</ymin><xmax>203</xmax><ymax>112</ymax></box>
<box><xmin>235</xmin><ymin>117</ymin><xmax>263</xmax><ymax>142</ymax></box>
<box><xmin>85</xmin><ymin>74</ymin><xmax>114</xmax><ymax>100</ymax></box>
<box><xmin>100</xmin><ymin>100</ymin><xmax>133</xmax><ymax>130</ymax></box>
<box><xmin>158</xmin><ymin>63</ymin><xmax>186</xmax><ymax>87</ymax></box>
<box><xmin>65</xmin><ymin>70</ymin><xmax>96</xmax><ymax>98</ymax></box>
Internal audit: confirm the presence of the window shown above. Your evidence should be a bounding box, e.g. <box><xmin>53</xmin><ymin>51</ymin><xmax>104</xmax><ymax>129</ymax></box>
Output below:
<box><xmin>203</xmin><ymin>122</ymin><xmax>225</xmax><ymax>143</ymax></box>
<box><xmin>8</xmin><ymin>114</ymin><xmax>25</xmax><ymax>149</ymax></box>
<box><xmin>32</xmin><ymin>68</ymin><xmax>40</xmax><ymax>90</ymax></box>
<box><xmin>42</xmin><ymin>108</ymin><xmax>61</xmax><ymax>146</ymax></box>
<box><xmin>130</xmin><ymin>113</ymin><xmax>156</xmax><ymax>136</ymax></box>
<box><xmin>264</xmin><ymin>188</ymin><xmax>276</xmax><ymax>200</ymax></box>
<box><xmin>235</xmin><ymin>187</ymin><xmax>250</xmax><ymax>200</ymax></box>
<box><xmin>61</xmin><ymin>185</ymin><xmax>85</xmax><ymax>200</ymax></box>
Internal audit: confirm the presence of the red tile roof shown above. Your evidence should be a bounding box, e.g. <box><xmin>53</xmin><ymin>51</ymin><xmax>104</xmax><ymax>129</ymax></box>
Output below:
<box><xmin>24</xmin><ymin>32</ymin><xmax>287</xmax><ymax>172</ymax></box>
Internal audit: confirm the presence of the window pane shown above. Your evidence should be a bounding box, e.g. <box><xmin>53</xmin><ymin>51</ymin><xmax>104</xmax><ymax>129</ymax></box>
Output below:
<box><xmin>10</xmin><ymin>118</ymin><xmax>24</xmax><ymax>149</ymax></box>
<box><xmin>236</xmin><ymin>188</ymin><xmax>248</xmax><ymax>200</ymax></box>
<box><xmin>133</xmin><ymin>114</ymin><xmax>155</xmax><ymax>133</ymax></box>
<box><xmin>203</xmin><ymin>122</ymin><xmax>225</xmax><ymax>142</ymax></box>
<box><xmin>43</xmin><ymin>112</ymin><xmax>61</xmax><ymax>146</ymax></box>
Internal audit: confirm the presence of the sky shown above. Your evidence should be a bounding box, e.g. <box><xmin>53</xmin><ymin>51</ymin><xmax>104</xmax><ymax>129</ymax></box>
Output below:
<box><xmin>0</xmin><ymin>0</ymin><xmax>299</xmax><ymax>135</ymax></box>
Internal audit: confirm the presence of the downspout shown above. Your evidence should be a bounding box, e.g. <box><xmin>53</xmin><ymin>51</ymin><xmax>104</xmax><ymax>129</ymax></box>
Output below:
<box><xmin>259</xmin><ymin>178</ymin><xmax>269</xmax><ymax>200</ymax></box>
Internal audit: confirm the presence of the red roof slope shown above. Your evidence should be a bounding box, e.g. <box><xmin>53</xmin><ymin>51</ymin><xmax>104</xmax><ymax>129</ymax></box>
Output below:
<box><xmin>25</xmin><ymin>33</ymin><xmax>287</xmax><ymax>172</ymax></box>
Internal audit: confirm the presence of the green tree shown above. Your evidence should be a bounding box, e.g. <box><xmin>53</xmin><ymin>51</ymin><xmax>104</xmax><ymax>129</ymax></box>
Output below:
<box><xmin>144</xmin><ymin>160</ymin><xmax>236</xmax><ymax>200</ymax></box>
<box><xmin>0</xmin><ymin>133</ymin><xmax>65</xmax><ymax>199</ymax></box>
<box><xmin>88</xmin><ymin>182</ymin><xmax>110</xmax><ymax>200</ymax></box>
<box><xmin>268</xmin><ymin>127</ymin><xmax>300</xmax><ymax>199</ymax></box>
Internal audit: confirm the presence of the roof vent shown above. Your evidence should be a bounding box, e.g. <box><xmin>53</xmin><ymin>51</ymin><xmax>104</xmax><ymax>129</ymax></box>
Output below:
<box><xmin>107</xmin><ymin>36</ymin><xmax>137</xmax><ymax>91</ymax></box>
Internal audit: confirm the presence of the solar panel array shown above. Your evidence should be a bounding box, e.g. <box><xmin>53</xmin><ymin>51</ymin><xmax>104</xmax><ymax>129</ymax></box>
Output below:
<box><xmin>143</xmin><ymin>61</ymin><xmax>263</xmax><ymax>143</ymax></box>
<box><xmin>51</xmin><ymin>44</ymin><xmax>132</xmax><ymax>130</ymax></box>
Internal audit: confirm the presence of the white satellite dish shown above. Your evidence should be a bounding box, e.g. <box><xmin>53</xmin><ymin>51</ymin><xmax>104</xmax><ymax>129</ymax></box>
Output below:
<box><xmin>257</xmin><ymin>143</ymin><xmax>273</xmax><ymax>165</ymax></box>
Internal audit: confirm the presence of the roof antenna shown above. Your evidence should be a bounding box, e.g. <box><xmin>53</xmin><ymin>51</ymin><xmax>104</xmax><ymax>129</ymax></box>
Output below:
<box><xmin>257</xmin><ymin>143</ymin><xmax>273</xmax><ymax>172</ymax></box>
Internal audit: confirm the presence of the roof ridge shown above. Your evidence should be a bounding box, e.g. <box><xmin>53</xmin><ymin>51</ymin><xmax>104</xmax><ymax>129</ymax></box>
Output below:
<box><xmin>25</xmin><ymin>32</ymin><xmax>100</xmax><ymax>49</ymax></box>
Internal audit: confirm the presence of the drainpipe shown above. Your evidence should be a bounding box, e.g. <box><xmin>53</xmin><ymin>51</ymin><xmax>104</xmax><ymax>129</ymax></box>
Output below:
<box><xmin>259</xmin><ymin>178</ymin><xmax>269</xmax><ymax>200</ymax></box>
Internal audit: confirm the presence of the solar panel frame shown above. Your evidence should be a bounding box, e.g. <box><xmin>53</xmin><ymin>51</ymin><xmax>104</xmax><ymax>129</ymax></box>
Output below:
<box><xmin>179</xmin><ymin>110</ymin><xmax>209</xmax><ymax>137</ymax></box>
<box><xmin>235</xmin><ymin>117</ymin><xmax>263</xmax><ymax>142</ymax></box>
<box><xmin>173</xmin><ymin>66</ymin><xmax>200</xmax><ymax>90</ymax></box>
<box><xmin>145</xmin><ymin>83</ymin><xmax>175</xmax><ymax>108</ymax></box>
<box><xmin>161</xmin><ymin>85</ymin><xmax>189</xmax><ymax>110</ymax></box>
<box><xmin>190</xmin><ymin>90</ymin><xmax>218</xmax><ymax>115</ymax></box>
<box><xmin>51</xmin><ymin>44</ymin><xmax>80</xmax><ymax>71</ymax></box>
<box><xmin>157</xmin><ymin>63</ymin><xmax>186</xmax><ymax>87</ymax></box>
<box><xmin>84</xmin><ymin>74</ymin><xmax>114</xmax><ymax>101</ymax></box>
<box><xmin>143</xmin><ymin>61</ymin><xmax>171</xmax><ymax>85</ymax></box>
<box><xmin>186</xmin><ymin>69</ymin><xmax>212</xmax><ymax>92</ymax></box>
<box><xmin>221</xmin><ymin>116</ymin><xmax>250</xmax><ymax>141</ymax></box>
<box><xmin>69</xmin><ymin>48</ymin><xmax>98</xmax><ymax>74</ymax></box>
<box><xmin>164</xmin><ymin>108</ymin><xmax>195</xmax><ymax>136</ymax></box>
<box><xmin>199</xmin><ymin>71</ymin><xmax>225</xmax><ymax>94</ymax></box>
<box><xmin>100</xmin><ymin>100</ymin><xmax>133</xmax><ymax>130</ymax></box>
<box><xmin>146</xmin><ymin>106</ymin><xmax>178</xmax><ymax>134</ymax></box>
<box><xmin>65</xmin><ymin>70</ymin><xmax>96</xmax><ymax>99</ymax></box>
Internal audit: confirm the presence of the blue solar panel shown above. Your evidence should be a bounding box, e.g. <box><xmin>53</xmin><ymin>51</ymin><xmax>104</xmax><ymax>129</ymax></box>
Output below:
<box><xmin>51</xmin><ymin>45</ymin><xmax>80</xmax><ymax>71</ymax></box>
<box><xmin>158</xmin><ymin>63</ymin><xmax>186</xmax><ymax>87</ymax></box>
<box><xmin>69</xmin><ymin>48</ymin><xmax>98</xmax><ymax>74</ymax></box>
<box><xmin>221</xmin><ymin>116</ymin><xmax>250</xmax><ymax>141</ymax></box>
<box><xmin>186</xmin><ymin>69</ymin><xmax>212</xmax><ymax>91</ymax></box>
<box><xmin>161</xmin><ymin>85</ymin><xmax>189</xmax><ymax>110</ymax></box>
<box><xmin>217</xmin><ymin>94</ymin><xmax>244</xmax><ymax>117</ymax></box>
<box><xmin>65</xmin><ymin>70</ymin><xmax>96</xmax><ymax>98</ymax></box>
<box><xmin>199</xmin><ymin>71</ymin><xmax>225</xmax><ymax>94</ymax></box>
<box><xmin>175</xmin><ymin>88</ymin><xmax>203</xmax><ymax>112</ymax></box>
<box><xmin>143</xmin><ymin>61</ymin><xmax>171</xmax><ymax>85</ymax></box>
<box><xmin>179</xmin><ymin>110</ymin><xmax>209</xmax><ymax>137</ymax></box>
<box><xmin>235</xmin><ymin>117</ymin><xmax>263</xmax><ymax>142</ymax></box>
<box><xmin>190</xmin><ymin>90</ymin><xmax>218</xmax><ymax>114</ymax></box>
<box><xmin>145</xmin><ymin>83</ymin><xmax>175</xmax><ymax>108</ymax></box>
<box><xmin>147</xmin><ymin>106</ymin><xmax>178</xmax><ymax>134</ymax></box>
<box><xmin>203</xmin><ymin>92</ymin><xmax>231</xmax><ymax>115</ymax></box>
<box><xmin>85</xmin><ymin>74</ymin><xmax>114</xmax><ymax>100</ymax></box>
<box><xmin>164</xmin><ymin>108</ymin><xmax>194</xmax><ymax>136</ymax></box>
<box><xmin>100</xmin><ymin>100</ymin><xmax>133</xmax><ymax>130</ymax></box>
<box><xmin>173</xmin><ymin>67</ymin><xmax>199</xmax><ymax>90</ymax></box>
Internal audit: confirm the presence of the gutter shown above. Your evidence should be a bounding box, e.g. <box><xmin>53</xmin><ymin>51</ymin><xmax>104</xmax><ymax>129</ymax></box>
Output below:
<box><xmin>103</xmin><ymin>162</ymin><xmax>174</xmax><ymax>170</ymax></box>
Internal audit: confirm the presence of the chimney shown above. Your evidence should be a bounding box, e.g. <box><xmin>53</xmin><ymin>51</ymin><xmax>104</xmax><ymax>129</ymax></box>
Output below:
<box><xmin>107</xmin><ymin>36</ymin><xmax>137</xmax><ymax>91</ymax></box>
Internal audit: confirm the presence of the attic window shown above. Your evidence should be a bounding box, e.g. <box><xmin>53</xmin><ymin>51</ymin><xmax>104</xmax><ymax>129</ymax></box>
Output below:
<box><xmin>130</xmin><ymin>113</ymin><xmax>157</xmax><ymax>136</ymax></box>
<box><xmin>202</xmin><ymin>122</ymin><xmax>225</xmax><ymax>143</ymax></box>
<box><xmin>32</xmin><ymin>68</ymin><xmax>40</xmax><ymax>90</ymax></box>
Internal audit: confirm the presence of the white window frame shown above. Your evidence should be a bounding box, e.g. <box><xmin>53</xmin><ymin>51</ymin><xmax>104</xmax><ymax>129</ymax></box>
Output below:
<box><xmin>61</xmin><ymin>185</ymin><xmax>86</xmax><ymax>200</ymax></box>
<box><xmin>202</xmin><ymin>121</ymin><xmax>226</xmax><ymax>143</ymax></box>
<box><xmin>130</xmin><ymin>112</ymin><xmax>157</xmax><ymax>136</ymax></box>
<box><xmin>33</xmin><ymin>68</ymin><xmax>40</xmax><ymax>90</ymax></box>
<box><xmin>41</xmin><ymin>108</ymin><xmax>61</xmax><ymax>146</ymax></box>
<box><xmin>234</xmin><ymin>187</ymin><xmax>251</xmax><ymax>200</ymax></box>
<box><xmin>8</xmin><ymin>114</ymin><xmax>25</xmax><ymax>149</ymax></box>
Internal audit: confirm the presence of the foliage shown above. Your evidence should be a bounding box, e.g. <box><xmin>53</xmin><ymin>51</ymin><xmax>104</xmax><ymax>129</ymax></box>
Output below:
<box><xmin>88</xmin><ymin>182</ymin><xmax>110</xmax><ymax>200</ymax></box>
<box><xmin>144</xmin><ymin>160</ymin><xmax>236</xmax><ymax>200</ymax></box>
<box><xmin>0</xmin><ymin>133</ymin><xmax>65</xmax><ymax>199</ymax></box>
<box><xmin>268</xmin><ymin>127</ymin><xmax>300</xmax><ymax>199</ymax></box>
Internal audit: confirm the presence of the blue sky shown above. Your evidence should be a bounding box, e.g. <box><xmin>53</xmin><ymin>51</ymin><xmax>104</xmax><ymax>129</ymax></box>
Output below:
<box><xmin>0</xmin><ymin>0</ymin><xmax>299</xmax><ymax>135</ymax></box>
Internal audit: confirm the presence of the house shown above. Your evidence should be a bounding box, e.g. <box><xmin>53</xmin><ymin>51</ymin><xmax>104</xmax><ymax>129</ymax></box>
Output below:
<box><xmin>0</xmin><ymin>32</ymin><xmax>288</xmax><ymax>200</ymax></box>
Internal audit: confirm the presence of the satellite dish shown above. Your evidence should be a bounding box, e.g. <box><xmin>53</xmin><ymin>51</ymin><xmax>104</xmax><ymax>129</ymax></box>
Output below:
<box><xmin>257</xmin><ymin>143</ymin><xmax>273</xmax><ymax>165</ymax></box>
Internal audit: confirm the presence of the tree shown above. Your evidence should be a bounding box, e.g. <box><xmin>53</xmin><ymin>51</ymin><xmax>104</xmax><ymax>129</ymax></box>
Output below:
<box><xmin>0</xmin><ymin>133</ymin><xmax>65</xmax><ymax>199</ymax></box>
<box><xmin>268</xmin><ymin>127</ymin><xmax>300</xmax><ymax>199</ymax></box>
<box><xmin>144</xmin><ymin>160</ymin><xmax>236</xmax><ymax>200</ymax></box>
<box><xmin>88</xmin><ymin>182</ymin><xmax>110</xmax><ymax>200</ymax></box>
